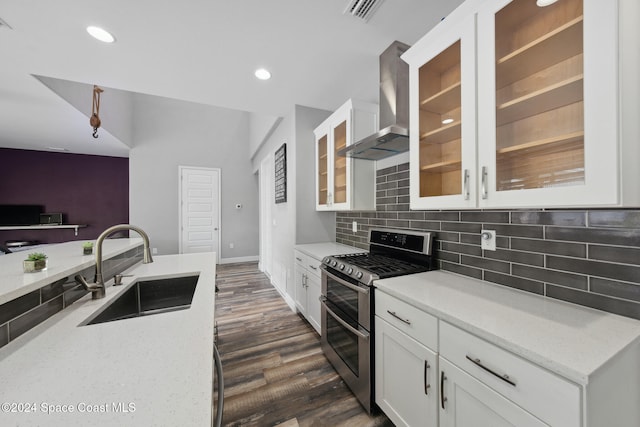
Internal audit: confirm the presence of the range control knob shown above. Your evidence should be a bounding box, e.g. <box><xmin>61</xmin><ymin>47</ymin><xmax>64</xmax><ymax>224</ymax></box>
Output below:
<box><xmin>356</xmin><ymin>271</ymin><xmax>363</xmax><ymax>279</ymax></box>
<box><xmin>347</xmin><ymin>268</ymin><xmax>353</xmax><ymax>275</ymax></box>
<box><xmin>339</xmin><ymin>264</ymin><xmax>345</xmax><ymax>271</ymax></box>
<box><xmin>331</xmin><ymin>260</ymin><xmax>337</xmax><ymax>267</ymax></box>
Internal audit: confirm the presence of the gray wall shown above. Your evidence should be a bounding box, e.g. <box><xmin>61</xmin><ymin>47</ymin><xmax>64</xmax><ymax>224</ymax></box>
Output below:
<box><xmin>252</xmin><ymin>105</ymin><xmax>332</xmax><ymax>298</ymax></box>
<box><xmin>336</xmin><ymin>162</ymin><xmax>640</xmax><ymax>320</ymax></box>
<box><xmin>129</xmin><ymin>94</ymin><xmax>259</xmax><ymax>259</ymax></box>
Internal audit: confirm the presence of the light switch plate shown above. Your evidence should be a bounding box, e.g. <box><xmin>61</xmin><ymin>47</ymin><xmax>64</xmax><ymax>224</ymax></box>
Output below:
<box><xmin>352</xmin><ymin>221</ymin><xmax>358</xmax><ymax>233</ymax></box>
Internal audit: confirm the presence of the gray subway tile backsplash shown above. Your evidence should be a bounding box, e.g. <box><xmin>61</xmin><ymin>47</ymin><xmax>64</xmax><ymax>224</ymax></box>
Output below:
<box><xmin>336</xmin><ymin>162</ymin><xmax>640</xmax><ymax>320</ymax></box>
<box><xmin>0</xmin><ymin>245</ymin><xmax>143</xmax><ymax>349</ymax></box>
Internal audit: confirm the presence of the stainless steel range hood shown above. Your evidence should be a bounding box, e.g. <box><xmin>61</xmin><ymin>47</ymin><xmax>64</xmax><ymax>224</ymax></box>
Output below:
<box><xmin>338</xmin><ymin>41</ymin><xmax>410</xmax><ymax>160</ymax></box>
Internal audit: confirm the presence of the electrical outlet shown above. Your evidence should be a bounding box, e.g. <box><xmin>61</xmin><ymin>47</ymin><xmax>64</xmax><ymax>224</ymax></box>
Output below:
<box><xmin>352</xmin><ymin>221</ymin><xmax>358</xmax><ymax>233</ymax></box>
<box><xmin>152</xmin><ymin>248</ymin><xmax>158</xmax><ymax>254</ymax></box>
<box><xmin>481</xmin><ymin>230</ymin><xmax>496</xmax><ymax>251</ymax></box>
<box><xmin>229</xmin><ymin>242</ymin><xmax>234</xmax><ymax>249</ymax></box>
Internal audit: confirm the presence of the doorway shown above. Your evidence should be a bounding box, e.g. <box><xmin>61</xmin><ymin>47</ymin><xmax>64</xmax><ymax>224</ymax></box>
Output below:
<box><xmin>179</xmin><ymin>166</ymin><xmax>221</xmax><ymax>262</ymax></box>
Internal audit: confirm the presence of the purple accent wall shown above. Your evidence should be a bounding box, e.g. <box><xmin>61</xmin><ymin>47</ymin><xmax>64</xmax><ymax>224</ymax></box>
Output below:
<box><xmin>0</xmin><ymin>148</ymin><xmax>129</xmax><ymax>244</ymax></box>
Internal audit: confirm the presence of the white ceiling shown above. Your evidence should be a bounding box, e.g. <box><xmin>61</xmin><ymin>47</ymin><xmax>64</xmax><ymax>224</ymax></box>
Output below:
<box><xmin>0</xmin><ymin>0</ymin><xmax>463</xmax><ymax>157</ymax></box>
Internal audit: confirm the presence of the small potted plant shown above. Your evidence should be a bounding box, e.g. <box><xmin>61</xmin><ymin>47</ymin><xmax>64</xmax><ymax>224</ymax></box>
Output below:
<box><xmin>82</xmin><ymin>241</ymin><xmax>94</xmax><ymax>255</ymax></box>
<box><xmin>23</xmin><ymin>252</ymin><xmax>48</xmax><ymax>273</ymax></box>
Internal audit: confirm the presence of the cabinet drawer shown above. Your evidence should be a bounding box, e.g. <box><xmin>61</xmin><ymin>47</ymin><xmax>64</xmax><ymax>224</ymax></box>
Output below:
<box><xmin>294</xmin><ymin>251</ymin><xmax>322</xmax><ymax>278</ymax></box>
<box><xmin>375</xmin><ymin>291</ymin><xmax>438</xmax><ymax>350</ymax></box>
<box><xmin>440</xmin><ymin>321</ymin><xmax>580</xmax><ymax>427</ymax></box>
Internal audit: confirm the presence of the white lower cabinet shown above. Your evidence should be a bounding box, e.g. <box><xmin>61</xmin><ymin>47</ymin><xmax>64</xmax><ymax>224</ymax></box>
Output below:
<box><xmin>439</xmin><ymin>357</ymin><xmax>547</xmax><ymax>427</ymax></box>
<box><xmin>375</xmin><ymin>316</ymin><xmax>438</xmax><ymax>427</ymax></box>
<box><xmin>294</xmin><ymin>250</ymin><xmax>322</xmax><ymax>334</ymax></box>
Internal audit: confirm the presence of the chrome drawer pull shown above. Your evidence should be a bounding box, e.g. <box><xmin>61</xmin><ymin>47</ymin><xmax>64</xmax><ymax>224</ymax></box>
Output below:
<box><xmin>387</xmin><ymin>310</ymin><xmax>411</xmax><ymax>325</ymax></box>
<box><xmin>465</xmin><ymin>355</ymin><xmax>516</xmax><ymax>387</ymax></box>
<box><xmin>440</xmin><ymin>371</ymin><xmax>447</xmax><ymax>409</ymax></box>
<box><xmin>424</xmin><ymin>361</ymin><xmax>431</xmax><ymax>395</ymax></box>
<box><xmin>295</xmin><ymin>257</ymin><xmax>303</xmax><ymax>262</ymax></box>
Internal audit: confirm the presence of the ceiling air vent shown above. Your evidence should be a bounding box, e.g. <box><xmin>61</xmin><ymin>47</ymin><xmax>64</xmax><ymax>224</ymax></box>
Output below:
<box><xmin>344</xmin><ymin>0</ymin><xmax>385</xmax><ymax>22</ymax></box>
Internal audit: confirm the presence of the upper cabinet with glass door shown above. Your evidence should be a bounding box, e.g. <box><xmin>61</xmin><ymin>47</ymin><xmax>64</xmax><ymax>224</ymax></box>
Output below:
<box><xmin>477</xmin><ymin>0</ymin><xmax>628</xmax><ymax>207</ymax></box>
<box><xmin>405</xmin><ymin>0</ymin><xmax>639</xmax><ymax>209</ymax></box>
<box><xmin>405</xmin><ymin>13</ymin><xmax>477</xmax><ymax>209</ymax></box>
<box><xmin>314</xmin><ymin>99</ymin><xmax>378</xmax><ymax>211</ymax></box>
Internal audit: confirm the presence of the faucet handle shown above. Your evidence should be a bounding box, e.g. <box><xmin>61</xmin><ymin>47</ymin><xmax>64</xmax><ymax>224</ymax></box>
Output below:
<box><xmin>113</xmin><ymin>274</ymin><xmax>133</xmax><ymax>286</ymax></box>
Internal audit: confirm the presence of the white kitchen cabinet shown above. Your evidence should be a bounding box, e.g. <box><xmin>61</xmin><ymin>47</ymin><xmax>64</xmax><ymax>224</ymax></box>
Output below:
<box><xmin>294</xmin><ymin>250</ymin><xmax>323</xmax><ymax>333</ymax></box>
<box><xmin>375</xmin><ymin>317</ymin><xmax>438</xmax><ymax>427</ymax></box>
<box><xmin>375</xmin><ymin>290</ymin><xmax>439</xmax><ymax>427</ymax></box>
<box><xmin>314</xmin><ymin>99</ymin><xmax>378</xmax><ymax>211</ymax></box>
<box><xmin>439</xmin><ymin>358</ymin><xmax>548</xmax><ymax>427</ymax></box>
<box><xmin>407</xmin><ymin>12</ymin><xmax>478</xmax><ymax>209</ymax></box>
<box><xmin>405</xmin><ymin>0</ymin><xmax>639</xmax><ymax>209</ymax></box>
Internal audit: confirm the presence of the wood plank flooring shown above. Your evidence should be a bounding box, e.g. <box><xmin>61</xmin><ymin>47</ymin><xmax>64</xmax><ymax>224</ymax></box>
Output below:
<box><xmin>214</xmin><ymin>262</ymin><xmax>393</xmax><ymax>427</ymax></box>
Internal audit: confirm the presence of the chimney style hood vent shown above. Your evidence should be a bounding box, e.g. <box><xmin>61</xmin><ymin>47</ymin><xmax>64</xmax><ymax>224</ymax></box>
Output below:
<box><xmin>338</xmin><ymin>41</ymin><xmax>410</xmax><ymax>161</ymax></box>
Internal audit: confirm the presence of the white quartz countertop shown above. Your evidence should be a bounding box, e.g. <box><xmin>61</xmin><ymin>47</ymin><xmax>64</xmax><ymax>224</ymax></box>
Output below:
<box><xmin>294</xmin><ymin>242</ymin><xmax>364</xmax><ymax>261</ymax></box>
<box><xmin>375</xmin><ymin>270</ymin><xmax>640</xmax><ymax>385</ymax></box>
<box><xmin>0</xmin><ymin>239</ymin><xmax>144</xmax><ymax>305</ymax></box>
<box><xmin>0</xmin><ymin>252</ymin><xmax>216</xmax><ymax>426</ymax></box>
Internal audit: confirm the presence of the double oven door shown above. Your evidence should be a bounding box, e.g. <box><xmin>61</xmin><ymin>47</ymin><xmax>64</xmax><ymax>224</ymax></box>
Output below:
<box><xmin>320</xmin><ymin>266</ymin><xmax>373</xmax><ymax>414</ymax></box>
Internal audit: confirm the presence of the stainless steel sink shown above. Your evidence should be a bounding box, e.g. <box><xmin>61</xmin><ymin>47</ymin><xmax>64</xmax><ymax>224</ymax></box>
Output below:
<box><xmin>84</xmin><ymin>275</ymin><xmax>199</xmax><ymax>325</ymax></box>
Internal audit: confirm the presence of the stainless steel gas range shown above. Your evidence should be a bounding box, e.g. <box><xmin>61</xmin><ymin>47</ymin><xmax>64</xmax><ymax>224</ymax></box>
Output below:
<box><xmin>319</xmin><ymin>228</ymin><xmax>436</xmax><ymax>414</ymax></box>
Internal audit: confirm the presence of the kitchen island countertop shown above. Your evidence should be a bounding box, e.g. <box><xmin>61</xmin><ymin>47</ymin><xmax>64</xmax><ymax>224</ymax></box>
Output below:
<box><xmin>0</xmin><ymin>239</ymin><xmax>144</xmax><ymax>305</ymax></box>
<box><xmin>0</xmin><ymin>252</ymin><xmax>216</xmax><ymax>426</ymax></box>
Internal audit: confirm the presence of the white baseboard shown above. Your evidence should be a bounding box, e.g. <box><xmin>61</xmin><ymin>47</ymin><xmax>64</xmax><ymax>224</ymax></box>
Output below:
<box><xmin>270</xmin><ymin>279</ymin><xmax>297</xmax><ymax>312</ymax></box>
<box><xmin>218</xmin><ymin>255</ymin><xmax>259</xmax><ymax>265</ymax></box>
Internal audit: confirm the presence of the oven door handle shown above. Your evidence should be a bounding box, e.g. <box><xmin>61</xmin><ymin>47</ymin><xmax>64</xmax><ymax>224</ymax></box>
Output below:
<box><xmin>320</xmin><ymin>297</ymin><xmax>370</xmax><ymax>341</ymax></box>
<box><xmin>322</xmin><ymin>267</ymin><xmax>370</xmax><ymax>295</ymax></box>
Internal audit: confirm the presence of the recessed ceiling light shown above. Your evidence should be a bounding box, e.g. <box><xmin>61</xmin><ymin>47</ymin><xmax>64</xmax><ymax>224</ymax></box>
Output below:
<box><xmin>47</xmin><ymin>147</ymin><xmax>69</xmax><ymax>152</ymax></box>
<box><xmin>254</xmin><ymin>68</ymin><xmax>271</xmax><ymax>80</ymax></box>
<box><xmin>86</xmin><ymin>26</ymin><xmax>115</xmax><ymax>43</ymax></box>
<box><xmin>442</xmin><ymin>118</ymin><xmax>454</xmax><ymax>125</ymax></box>
<box><xmin>536</xmin><ymin>0</ymin><xmax>559</xmax><ymax>6</ymax></box>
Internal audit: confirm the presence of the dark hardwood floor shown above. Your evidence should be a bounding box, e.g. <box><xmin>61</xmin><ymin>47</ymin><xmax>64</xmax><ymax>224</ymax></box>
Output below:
<box><xmin>214</xmin><ymin>262</ymin><xmax>393</xmax><ymax>427</ymax></box>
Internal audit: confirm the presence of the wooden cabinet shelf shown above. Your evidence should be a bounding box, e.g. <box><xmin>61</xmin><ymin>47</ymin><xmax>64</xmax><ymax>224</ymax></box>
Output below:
<box><xmin>497</xmin><ymin>74</ymin><xmax>583</xmax><ymax>126</ymax></box>
<box><xmin>420</xmin><ymin>82</ymin><xmax>461</xmax><ymax>113</ymax></box>
<box><xmin>497</xmin><ymin>131</ymin><xmax>584</xmax><ymax>157</ymax></box>
<box><xmin>420</xmin><ymin>120</ymin><xmax>461</xmax><ymax>144</ymax></box>
<box><xmin>420</xmin><ymin>160</ymin><xmax>462</xmax><ymax>174</ymax></box>
<box><xmin>497</xmin><ymin>16</ymin><xmax>583</xmax><ymax>88</ymax></box>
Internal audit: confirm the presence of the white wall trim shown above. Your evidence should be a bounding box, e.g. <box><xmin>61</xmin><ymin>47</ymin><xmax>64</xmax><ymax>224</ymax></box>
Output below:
<box><xmin>218</xmin><ymin>255</ymin><xmax>259</xmax><ymax>265</ymax></box>
<box><xmin>271</xmin><ymin>278</ymin><xmax>297</xmax><ymax>312</ymax></box>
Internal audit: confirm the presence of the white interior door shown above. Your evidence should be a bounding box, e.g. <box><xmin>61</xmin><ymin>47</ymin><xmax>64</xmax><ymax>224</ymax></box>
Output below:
<box><xmin>179</xmin><ymin>166</ymin><xmax>220</xmax><ymax>262</ymax></box>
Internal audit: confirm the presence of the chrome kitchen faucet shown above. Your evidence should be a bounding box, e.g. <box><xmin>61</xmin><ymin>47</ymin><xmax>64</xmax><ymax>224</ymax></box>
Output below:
<box><xmin>75</xmin><ymin>224</ymin><xmax>153</xmax><ymax>299</ymax></box>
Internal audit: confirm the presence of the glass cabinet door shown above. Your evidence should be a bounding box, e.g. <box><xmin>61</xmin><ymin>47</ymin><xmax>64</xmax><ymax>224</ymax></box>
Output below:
<box><xmin>332</xmin><ymin>120</ymin><xmax>348</xmax><ymax>205</ymax></box>
<box><xmin>317</xmin><ymin>133</ymin><xmax>328</xmax><ymax>206</ymax></box>
<box><xmin>419</xmin><ymin>40</ymin><xmax>463</xmax><ymax>198</ymax></box>
<box><xmin>493</xmin><ymin>0</ymin><xmax>584</xmax><ymax>192</ymax></box>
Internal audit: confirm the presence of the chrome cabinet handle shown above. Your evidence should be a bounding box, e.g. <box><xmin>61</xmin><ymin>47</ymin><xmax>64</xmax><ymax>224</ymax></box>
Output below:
<box><xmin>463</xmin><ymin>169</ymin><xmax>470</xmax><ymax>200</ymax></box>
<box><xmin>481</xmin><ymin>166</ymin><xmax>488</xmax><ymax>200</ymax></box>
<box><xmin>424</xmin><ymin>361</ymin><xmax>431</xmax><ymax>395</ymax></box>
<box><xmin>440</xmin><ymin>371</ymin><xmax>447</xmax><ymax>409</ymax></box>
<box><xmin>295</xmin><ymin>257</ymin><xmax>303</xmax><ymax>262</ymax></box>
<box><xmin>465</xmin><ymin>355</ymin><xmax>516</xmax><ymax>387</ymax></box>
<box><xmin>320</xmin><ymin>297</ymin><xmax>370</xmax><ymax>340</ymax></box>
<box><xmin>387</xmin><ymin>310</ymin><xmax>411</xmax><ymax>325</ymax></box>
<box><xmin>309</xmin><ymin>265</ymin><xmax>318</xmax><ymax>271</ymax></box>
